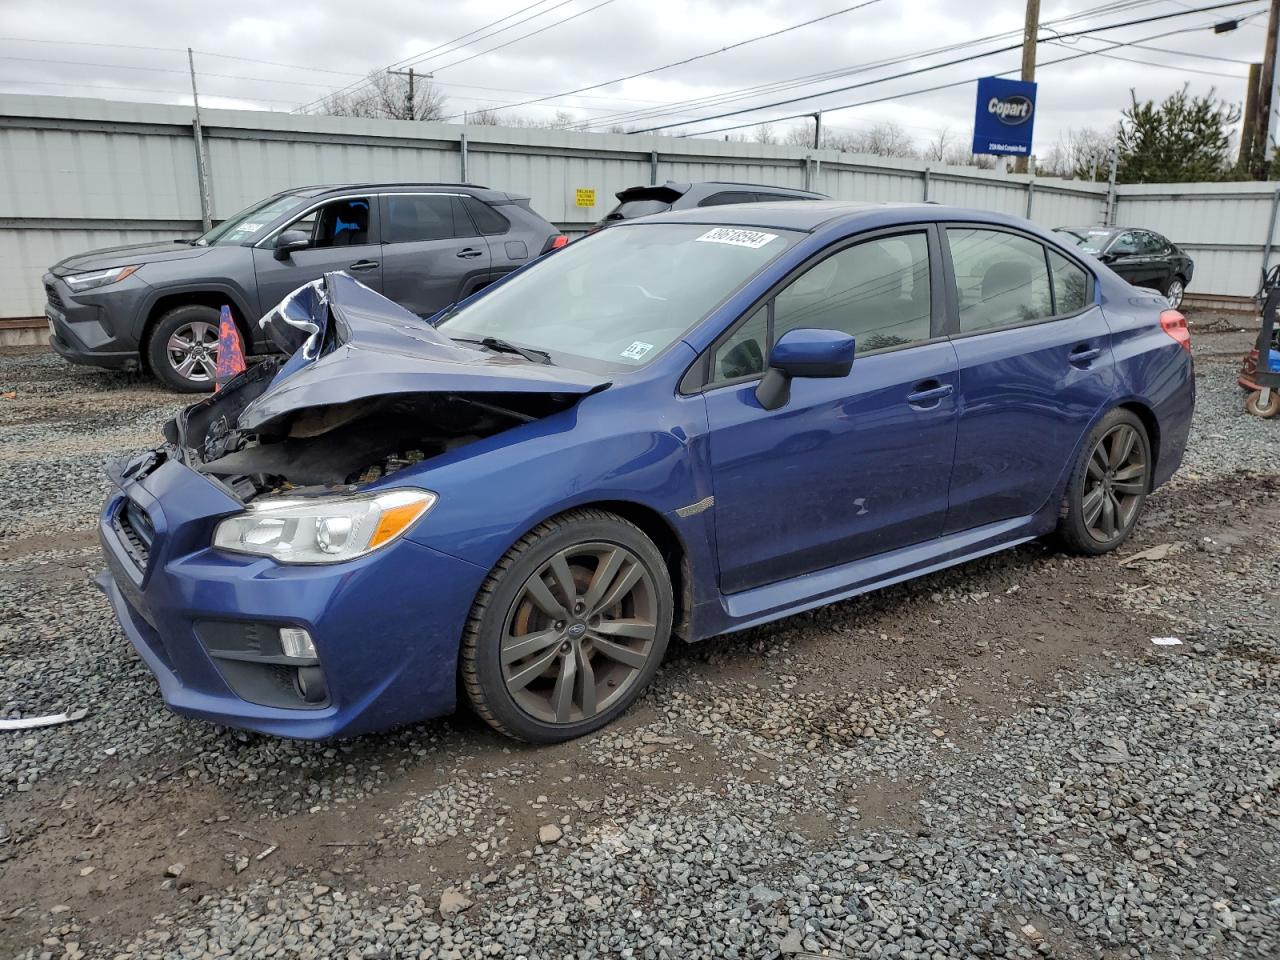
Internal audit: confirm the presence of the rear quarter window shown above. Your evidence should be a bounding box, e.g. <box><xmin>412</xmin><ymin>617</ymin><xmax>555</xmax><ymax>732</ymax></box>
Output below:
<box><xmin>462</xmin><ymin>196</ymin><xmax>510</xmax><ymax>235</ymax></box>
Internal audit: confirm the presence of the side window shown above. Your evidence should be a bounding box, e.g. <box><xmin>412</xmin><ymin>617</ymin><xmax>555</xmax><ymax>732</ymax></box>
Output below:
<box><xmin>1139</xmin><ymin>231</ymin><xmax>1168</xmax><ymax>254</ymax></box>
<box><xmin>1049</xmin><ymin>250</ymin><xmax>1090</xmax><ymax>315</ymax></box>
<box><xmin>461</xmin><ymin>196</ymin><xmax>510</xmax><ymax>235</ymax></box>
<box><xmin>774</xmin><ymin>232</ymin><xmax>932</xmax><ymax>354</ymax></box>
<box><xmin>946</xmin><ymin>228</ymin><xmax>1053</xmax><ymax>333</ymax></box>
<box><xmin>384</xmin><ymin>195</ymin><xmax>457</xmax><ymax>244</ymax></box>
<box><xmin>1109</xmin><ymin>231</ymin><xmax>1140</xmax><ymax>256</ymax></box>
<box><xmin>754</xmin><ymin>193</ymin><xmax>802</xmax><ymax>203</ymax></box>
<box><xmin>698</xmin><ymin>191</ymin><xmax>757</xmax><ymax>207</ymax></box>
<box><xmin>311</xmin><ymin>198</ymin><xmax>372</xmax><ymax>248</ymax></box>
<box><xmin>711</xmin><ymin>305</ymin><xmax>768</xmax><ymax>382</ymax></box>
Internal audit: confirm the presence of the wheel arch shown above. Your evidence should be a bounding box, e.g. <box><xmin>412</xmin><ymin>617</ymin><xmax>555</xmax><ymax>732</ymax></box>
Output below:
<box><xmin>1115</xmin><ymin>398</ymin><xmax>1161</xmax><ymax>485</ymax></box>
<box><xmin>140</xmin><ymin>290</ymin><xmax>255</xmax><ymax>370</ymax></box>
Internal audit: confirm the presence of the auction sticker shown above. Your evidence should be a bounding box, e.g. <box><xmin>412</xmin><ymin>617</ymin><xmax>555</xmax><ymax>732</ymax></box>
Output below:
<box><xmin>695</xmin><ymin>227</ymin><xmax>778</xmax><ymax>249</ymax></box>
<box><xmin>620</xmin><ymin>341</ymin><xmax>655</xmax><ymax>360</ymax></box>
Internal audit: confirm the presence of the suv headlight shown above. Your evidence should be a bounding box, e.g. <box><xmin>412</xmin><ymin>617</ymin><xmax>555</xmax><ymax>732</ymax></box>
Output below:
<box><xmin>64</xmin><ymin>264</ymin><xmax>140</xmax><ymax>292</ymax></box>
<box><xmin>213</xmin><ymin>489</ymin><xmax>437</xmax><ymax>564</ymax></box>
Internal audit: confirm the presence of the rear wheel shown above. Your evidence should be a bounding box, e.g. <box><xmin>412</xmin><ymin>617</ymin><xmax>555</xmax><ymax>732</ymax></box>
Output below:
<box><xmin>1056</xmin><ymin>409</ymin><xmax>1151</xmax><ymax>555</ymax></box>
<box><xmin>1163</xmin><ymin>275</ymin><xmax>1186</xmax><ymax>309</ymax></box>
<box><xmin>460</xmin><ymin>509</ymin><xmax>673</xmax><ymax>743</ymax></box>
<box><xmin>146</xmin><ymin>305</ymin><xmax>222</xmax><ymax>393</ymax></box>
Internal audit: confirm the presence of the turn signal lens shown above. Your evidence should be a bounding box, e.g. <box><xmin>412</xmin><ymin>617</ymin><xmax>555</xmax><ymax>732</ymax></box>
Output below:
<box><xmin>369</xmin><ymin>500</ymin><xmax>434</xmax><ymax>549</ymax></box>
<box><xmin>1159</xmin><ymin>309</ymin><xmax>1192</xmax><ymax>354</ymax></box>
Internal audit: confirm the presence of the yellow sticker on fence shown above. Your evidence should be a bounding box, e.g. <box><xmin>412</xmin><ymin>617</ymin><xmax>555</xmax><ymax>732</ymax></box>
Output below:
<box><xmin>575</xmin><ymin>188</ymin><xmax>596</xmax><ymax>207</ymax></box>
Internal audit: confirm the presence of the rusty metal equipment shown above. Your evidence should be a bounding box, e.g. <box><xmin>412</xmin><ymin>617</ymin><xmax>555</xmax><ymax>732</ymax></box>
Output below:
<box><xmin>1243</xmin><ymin>265</ymin><xmax>1280</xmax><ymax>418</ymax></box>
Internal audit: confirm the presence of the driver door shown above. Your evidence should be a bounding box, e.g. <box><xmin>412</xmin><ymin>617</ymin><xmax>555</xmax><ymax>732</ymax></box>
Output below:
<box><xmin>251</xmin><ymin>196</ymin><xmax>384</xmax><ymax>316</ymax></box>
<box><xmin>700</xmin><ymin>228</ymin><xmax>959</xmax><ymax>594</ymax></box>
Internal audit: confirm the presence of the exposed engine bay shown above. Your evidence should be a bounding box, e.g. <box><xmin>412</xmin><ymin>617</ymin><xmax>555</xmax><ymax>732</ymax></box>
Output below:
<box><xmin>172</xmin><ymin>358</ymin><xmax>587</xmax><ymax>503</ymax></box>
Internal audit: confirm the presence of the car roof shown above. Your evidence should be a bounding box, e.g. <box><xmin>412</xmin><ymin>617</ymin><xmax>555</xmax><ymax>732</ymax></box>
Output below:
<box><xmin>290</xmin><ymin>183</ymin><xmax>528</xmax><ymax>205</ymax></box>
<box><xmin>633</xmin><ymin>200</ymin><xmax>986</xmax><ymax>233</ymax></box>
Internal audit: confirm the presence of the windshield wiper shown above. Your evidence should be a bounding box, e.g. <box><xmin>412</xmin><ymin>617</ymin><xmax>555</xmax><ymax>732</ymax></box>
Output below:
<box><xmin>454</xmin><ymin>336</ymin><xmax>552</xmax><ymax>365</ymax></box>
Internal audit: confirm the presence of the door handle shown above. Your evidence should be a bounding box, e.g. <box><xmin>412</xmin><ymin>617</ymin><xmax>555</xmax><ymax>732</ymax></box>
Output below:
<box><xmin>348</xmin><ymin>259</ymin><xmax>379</xmax><ymax>271</ymax></box>
<box><xmin>456</xmin><ymin>248</ymin><xmax>484</xmax><ymax>259</ymax></box>
<box><xmin>1069</xmin><ymin>344</ymin><xmax>1102</xmax><ymax>366</ymax></box>
<box><xmin>906</xmin><ymin>381</ymin><xmax>954</xmax><ymax>407</ymax></box>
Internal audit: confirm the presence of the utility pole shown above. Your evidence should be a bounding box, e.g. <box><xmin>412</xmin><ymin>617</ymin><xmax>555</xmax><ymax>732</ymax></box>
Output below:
<box><xmin>1014</xmin><ymin>0</ymin><xmax>1040</xmax><ymax>175</ymax></box>
<box><xmin>1259</xmin><ymin>0</ymin><xmax>1280</xmax><ymax>174</ymax></box>
<box><xmin>813</xmin><ymin>111</ymin><xmax>823</xmax><ymax>150</ymax></box>
<box><xmin>1241</xmin><ymin>62</ymin><xmax>1262</xmax><ymax>171</ymax></box>
<box><xmin>187</xmin><ymin>47</ymin><xmax>212</xmax><ymax>233</ymax></box>
<box><xmin>388</xmin><ymin>66</ymin><xmax>424</xmax><ymax>119</ymax></box>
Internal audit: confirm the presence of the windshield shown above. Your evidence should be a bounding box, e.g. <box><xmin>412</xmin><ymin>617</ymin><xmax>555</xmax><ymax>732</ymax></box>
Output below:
<box><xmin>197</xmin><ymin>193</ymin><xmax>306</xmax><ymax>246</ymax></box>
<box><xmin>1055</xmin><ymin>228</ymin><xmax>1113</xmax><ymax>255</ymax></box>
<box><xmin>439</xmin><ymin>222</ymin><xmax>798</xmax><ymax>370</ymax></box>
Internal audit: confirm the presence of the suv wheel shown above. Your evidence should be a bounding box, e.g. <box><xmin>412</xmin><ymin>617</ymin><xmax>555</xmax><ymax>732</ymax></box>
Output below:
<box><xmin>146</xmin><ymin>305</ymin><xmax>222</xmax><ymax>393</ymax></box>
<box><xmin>460</xmin><ymin>509</ymin><xmax>673</xmax><ymax>743</ymax></box>
<box><xmin>1056</xmin><ymin>408</ymin><xmax>1151</xmax><ymax>555</ymax></box>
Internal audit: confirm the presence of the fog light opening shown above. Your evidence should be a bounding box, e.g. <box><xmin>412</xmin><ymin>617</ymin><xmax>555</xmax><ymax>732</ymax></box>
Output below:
<box><xmin>294</xmin><ymin>666</ymin><xmax>327</xmax><ymax>704</ymax></box>
<box><xmin>279</xmin><ymin>626</ymin><xmax>317</xmax><ymax>660</ymax></box>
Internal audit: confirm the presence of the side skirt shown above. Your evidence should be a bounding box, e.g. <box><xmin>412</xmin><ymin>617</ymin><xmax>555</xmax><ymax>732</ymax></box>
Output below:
<box><xmin>702</xmin><ymin>514</ymin><xmax>1044</xmax><ymax>638</ymax></box>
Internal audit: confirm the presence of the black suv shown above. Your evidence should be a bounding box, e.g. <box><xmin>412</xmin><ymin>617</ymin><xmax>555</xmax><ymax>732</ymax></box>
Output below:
<box><xmin>43</xmin><ymin>183</ymin><xmax>565</xmax><ymax>391</ymax></box>
<box><xmin>598</xmin><ymin>180</ymin><xmax>829</xmax><ymax>226</ymax></box>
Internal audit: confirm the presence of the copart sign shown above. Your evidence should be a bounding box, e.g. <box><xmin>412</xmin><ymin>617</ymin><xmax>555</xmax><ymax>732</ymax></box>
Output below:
<box><xmin>971</xmin><ymin>76</ymin><xmax>1037</xmax><ymax>157</ymax></box>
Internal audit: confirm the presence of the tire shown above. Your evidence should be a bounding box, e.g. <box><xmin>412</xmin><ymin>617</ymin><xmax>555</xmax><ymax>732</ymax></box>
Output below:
<box><xmin>1055</xmin><ymin>408</ymin><xmax>1152</xmax><ymax>556</ymax></box>
<box><xmin>460</xmin><ymin>509</ymin><xmax>673</xmax><ymax>743</ymax></box>
<box><xmin>1244</xmin><ymin>388</ymin><xmax>1280</xmax><ymax>419</ymax></box>
<box><xmin>145</xmin><ymin>305</ymin><xmax>222</xmax><ymax>393</ymax></box>
<box><xmin>1163</xmin><ymin>275</ymin><xmax>1186</xmax><ymax>310</ymax></box>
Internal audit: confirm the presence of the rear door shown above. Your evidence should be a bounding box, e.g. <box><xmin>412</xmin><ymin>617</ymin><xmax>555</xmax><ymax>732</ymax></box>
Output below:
<box><xmin>943</xmin><ymin>226</ymin><xmax>1116</xmax><ymax>533</ymax></box>
<box><xmin>250</xmin><ymin>195</ymin><xmax>382</xmax><ymax>315</ymax></box>
<box><xmin>379</xmin><ymin>193</ymin><xmax>492</xmax><ymax>317</ymax></box>
<box><xmin>1103</xmin><ymin>230</ymin><xmax>1159</xmax><ymax>287</ymax></box>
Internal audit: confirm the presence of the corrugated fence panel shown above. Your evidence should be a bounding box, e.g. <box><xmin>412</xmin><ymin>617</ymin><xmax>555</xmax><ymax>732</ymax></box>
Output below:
<box><xmin>0</xmin><ymin>93</ymin><xmax>1274</xmax><ymax>314</ymax></box>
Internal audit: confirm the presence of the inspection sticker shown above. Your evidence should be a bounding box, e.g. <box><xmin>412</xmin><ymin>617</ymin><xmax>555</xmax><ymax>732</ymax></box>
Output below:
<box><xmin>620</xmin><ymin>340</ymin><xmax>655</xmax><ymax>360</ymax></box>
<box><xmin>695</xmin><ymin>227</ymin><xmax>778</xmax><ymax>249</ymax></box>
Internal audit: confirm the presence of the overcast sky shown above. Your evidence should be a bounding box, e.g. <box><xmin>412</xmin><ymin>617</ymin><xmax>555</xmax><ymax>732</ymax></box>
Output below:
<box><xmin>0</xmin><ymin>0</ymin><xmax>1269</xmax><ymax>153</ymax></box>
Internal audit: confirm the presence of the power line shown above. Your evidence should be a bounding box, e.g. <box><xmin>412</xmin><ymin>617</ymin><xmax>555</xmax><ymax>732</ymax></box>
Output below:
<box><xmin>437</xmin><ymin>0</ymin><xmax>886</xmax><ymax>122</ymax></box>
<box><xmin>632</xmin><ymin>0</ymin><xmax>1263</xmax><ymax>133</ymax></box>
<box><xmin>682</xmin><ymin>10</ymin><xmax>1264</xmax><ymax>138</ymax></box>
<box><xmin>294</xmin><ymin>0</ymin><xmax>575</xmax><ymax>113</ymax></box>
<box><xmin>574</xmin><ymin>0</ymin><xmax>1174</xmax><ymax>130</ymax></box>
<box><xmin>0</xmin><ymin>54</ymin><xmax>350</xmax><ymax>89</ymax></box>
<box><xmin>1047</xmin><ymin>38</ymin><xmax>1248</xmax><ymax>76</ymax></box>
<box><xmin>0</xmin><ymin>76</ymin><xmax>300</xmax><ymax>105</ymax></box>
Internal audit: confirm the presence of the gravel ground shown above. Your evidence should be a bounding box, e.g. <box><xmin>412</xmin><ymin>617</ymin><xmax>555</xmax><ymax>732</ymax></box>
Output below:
<box><xmin>0</xmin><ymin>334</ymin><xmax>1277</xmax><ymax>960</ymax></box>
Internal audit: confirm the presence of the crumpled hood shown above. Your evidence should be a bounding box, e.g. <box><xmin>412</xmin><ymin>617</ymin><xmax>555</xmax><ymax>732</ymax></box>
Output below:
<box><xmin>51</xmin><ymin>239</ymin><xmax>209</xmax><ymax>275</ymax></box>
<box><xmin>235</xmin><ymin>271</ymin><xmax>610</xmax><ymax>433</ymax></box>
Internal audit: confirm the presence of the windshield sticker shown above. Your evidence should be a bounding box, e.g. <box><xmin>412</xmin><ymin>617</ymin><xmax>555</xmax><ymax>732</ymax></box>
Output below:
<box><xmin>620</xmin><ymin>341</ymin><xmax>655</xmax><ymax>361</ymax></box>
<box><xmin>695</xmin><ymin>228</ymin><xmax>778</xmax><ymax>249</ymax></box>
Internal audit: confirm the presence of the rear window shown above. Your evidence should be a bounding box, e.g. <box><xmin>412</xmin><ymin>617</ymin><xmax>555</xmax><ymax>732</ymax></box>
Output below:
<box><xmin>605</xmin><ymin>199</ymin><xmax>673</xmax><ymax>221</ymax></box>
<box><xmin>462</xmin><ymin>196</ymin><xmax>510</xmax><ymax>235</ymax></box>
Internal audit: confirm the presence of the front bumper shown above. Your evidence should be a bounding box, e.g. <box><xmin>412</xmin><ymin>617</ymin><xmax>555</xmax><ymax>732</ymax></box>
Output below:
<box><xmin>97</xmin><ymin>455</ymin><xmax>486</xmax><ymax>739</ymax></box>
<box><xmin>43</xmin><ymin>272</ymin><xmax>146</xmax><ymax>369</ymax></box>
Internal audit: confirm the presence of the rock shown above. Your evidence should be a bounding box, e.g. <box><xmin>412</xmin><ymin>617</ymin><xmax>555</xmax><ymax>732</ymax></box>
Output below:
<box><xmin>439</xmin><ymin>888</ymin><xmax>473</xmax><ymax>920</ymax></box>
<box><xmin>538</xmin><ymin>825</ymin><xmax>562</xmax><ymax>845</ymax></box>
<box><xmin>164</xmin><ymin>863</ymin><xmax>185</xmax><ymax>878</ymax></box>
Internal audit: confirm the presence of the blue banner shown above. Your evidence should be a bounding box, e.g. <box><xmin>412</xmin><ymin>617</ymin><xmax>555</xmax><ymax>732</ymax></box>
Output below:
<box><xmin>972</xmin><ymin>76</ymin><xmax>1037</xmax><ymax>157</ymax></box>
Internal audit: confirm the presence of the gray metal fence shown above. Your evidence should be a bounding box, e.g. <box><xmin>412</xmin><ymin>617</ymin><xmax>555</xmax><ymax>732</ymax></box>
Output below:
<box><xmin>1</xmin><ymin>93</ymin><xmax>1274</xmax><ymax>319</ymax></box>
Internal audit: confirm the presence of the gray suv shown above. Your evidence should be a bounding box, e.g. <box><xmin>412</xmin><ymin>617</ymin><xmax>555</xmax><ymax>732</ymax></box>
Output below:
<box><xmin>43</xmin><ymin>183</ymin><xmax>565</xmax><ymax>391</ymax></box>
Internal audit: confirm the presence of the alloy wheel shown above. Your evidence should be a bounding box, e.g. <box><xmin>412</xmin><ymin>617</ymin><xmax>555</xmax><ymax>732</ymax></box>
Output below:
<box><xmin>1082</xmin><ymin>423</ymin><xmax>1147</xmax><ymax>543</ymax></box>
<box><xmin>166</xmin><ymin>320</ymin><xmax>219</xmax><ymax>383</ymax></box>
<box><xmin>501</xmin><ymin>542</ymin><xmax>658</xmax><ymax>725</ymax></box>
<box><xmin>1166</xmin><ymin>278</ymin><xmax>1184</xmax><ymax>309</ymax></box>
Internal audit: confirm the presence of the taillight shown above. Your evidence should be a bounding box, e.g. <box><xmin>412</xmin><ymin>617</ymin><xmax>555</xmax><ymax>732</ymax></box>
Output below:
<box><xmin>1160</xmin><ymin>309</ymin><xmax>1191</xmax><ymax>354</ymax></box>
<box><xmin>551</xmin><ymin>234</ymin><xmax>569</xmax><ymax>248</ymax></box>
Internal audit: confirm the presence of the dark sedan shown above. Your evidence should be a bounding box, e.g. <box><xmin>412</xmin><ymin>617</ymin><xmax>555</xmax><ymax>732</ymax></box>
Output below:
<box><xmin>1055</xmin><ymin>226</ymin><xmax>1193</xmax><ymax>308</ymax></box>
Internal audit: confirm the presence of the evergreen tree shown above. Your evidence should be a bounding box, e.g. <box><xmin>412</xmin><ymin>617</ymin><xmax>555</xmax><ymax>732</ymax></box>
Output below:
<box><xmin>1116</xmin><ymin>86</ymin><xmax>1240</xmax><ymax>183</ymax></box>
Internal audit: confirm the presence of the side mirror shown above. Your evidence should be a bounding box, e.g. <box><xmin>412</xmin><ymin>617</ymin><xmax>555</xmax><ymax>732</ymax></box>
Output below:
<box><xmin>755</xmin><ymin>328</ymin><xmax>855</xmax><ymax>411</ymax></box>
<box><xmin>273</xmin><ymin>230</ymin><xmax>311</xmax><ymax>261</ymax></box>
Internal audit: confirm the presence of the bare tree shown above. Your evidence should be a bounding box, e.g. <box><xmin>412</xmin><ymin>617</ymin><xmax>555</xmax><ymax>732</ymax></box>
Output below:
<box><xmin>1039</xmin><ymin>127</ymin><xmax>1115</xmax><ymax>181</ymax></box>
<box><xmin>467</xmin><ymin>107</ymin><xmax>504</xmax><ymax>126</ymax></box>
<box><xmin>753</xmin><ymin>122</ymin><xmax>778</xmax><ymax>145</ymax></box>
<box><xmin>315</xmin><ymin>71</ymin><xmax>447</xmax><ymax>121</ymax></box>
<box><xmin>832</xmin><ymin>120</ymin><xmax>918</xmax><ymax>158</ymax></box>
<box><xmin>923</xmin><ymin>126</ymin><xmax>953</xmax><ymax>162</ymax></box>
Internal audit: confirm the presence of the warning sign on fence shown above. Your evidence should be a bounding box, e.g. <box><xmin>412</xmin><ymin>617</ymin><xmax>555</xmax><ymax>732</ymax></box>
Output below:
<box><xmin>575</xmin><ymin>188</ymin><xmax>596</xmax><ymax>207</ymax></box>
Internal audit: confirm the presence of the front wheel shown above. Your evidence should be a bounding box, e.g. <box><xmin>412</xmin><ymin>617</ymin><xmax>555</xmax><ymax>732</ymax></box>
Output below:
<box><xmin>1056</xmin><ymin>409</ymin><xmax>1151</xmax><ymax>555</ymax></box>
<box><xmin>460</xmin><ymin>509</ymin><xmax>673</xmax><ymax>743</ymax></box>
<box><xmin>146</xmin><ymin>305</ymin><xmax>222</xmax><ymax>393</ymax></box>
<box><xmin>1245</xmin><ymin>388</ymin><xmax>1280</xmax><ymax>418</ymax></box>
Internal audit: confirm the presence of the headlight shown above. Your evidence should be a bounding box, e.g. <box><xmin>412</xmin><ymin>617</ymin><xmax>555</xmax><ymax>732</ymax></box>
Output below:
<box><xmin>64</xmin><ymin>264</ymin><xmax>140</xmax><ymax>291</ymax></box>
<box><xmin>213</xmin><ymin>489</ymin><xmax>437</xmax><ymax>564</ymax></box>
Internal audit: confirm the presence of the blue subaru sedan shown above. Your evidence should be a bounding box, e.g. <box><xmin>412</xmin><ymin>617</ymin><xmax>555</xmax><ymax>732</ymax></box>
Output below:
<box><xmin>97</xmin><ymin>202</ymin><xmax>1195</xmax><ymax>743</ymax></box>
